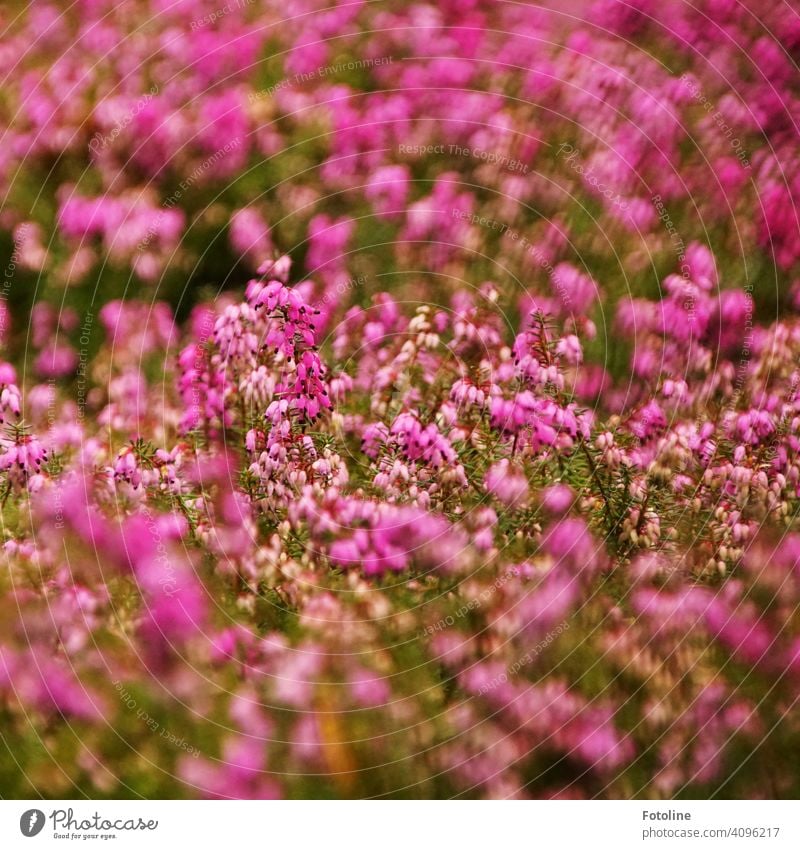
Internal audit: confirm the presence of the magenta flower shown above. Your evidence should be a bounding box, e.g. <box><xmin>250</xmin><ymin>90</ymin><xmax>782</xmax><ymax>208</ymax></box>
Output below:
<box><xmin>484</xmin><ymin>459</ymin><xmax>529</xmax><ymax>507</ymax></box>
<box><xmin>0</xmin><ymin>364</ymin><xmax>21</xmax><ymax>422</ymax></box>
<box><xmin>0</xmin><ymin>433</ymin><xmax>47</xmax><ymax>476</ymax></box>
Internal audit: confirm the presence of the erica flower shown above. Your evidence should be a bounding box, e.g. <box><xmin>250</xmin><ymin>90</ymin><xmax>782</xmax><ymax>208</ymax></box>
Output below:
<box><xmin>0</xmin><ymin>364</ymin><xmax>22</xmax><ymax>422</ymax></box>
<box><xmin>485</xmin><ymin>459</ymin><xmax>529</xmax><ymax>507</ymax></box>
<box><xmin>0</xmin><ymin>433</ymin><xmax>47</xmax><ymax>473</ymax></box>
<box><xmin>113</xmin><ymin>446</ymin><xmax>142</xmax><ymax>488</ymax></box>
<box><xmin>230</xmin><ymin>207</ymin><xmax>272</xmax><ymax>267</ymax></box>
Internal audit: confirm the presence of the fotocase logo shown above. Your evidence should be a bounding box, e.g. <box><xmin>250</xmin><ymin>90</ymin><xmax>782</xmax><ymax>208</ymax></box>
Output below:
<box><xmin>19</xmin><ymin>809</ymin><xmax>45</xmax><ymax>837</ymax></box>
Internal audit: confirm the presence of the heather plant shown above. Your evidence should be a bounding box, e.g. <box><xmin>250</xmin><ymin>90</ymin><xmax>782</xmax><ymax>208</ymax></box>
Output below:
<box><xmin>0</xmin><ymin>0</ymin><xmax>799</xmax><ymax>800</ymax></box>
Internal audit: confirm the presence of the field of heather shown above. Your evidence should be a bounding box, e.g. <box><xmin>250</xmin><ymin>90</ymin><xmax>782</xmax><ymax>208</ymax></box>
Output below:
<box><xmin>0</xmin><ymin>0</ymin><xmax>799</xmax><ymax>801</ymax></box>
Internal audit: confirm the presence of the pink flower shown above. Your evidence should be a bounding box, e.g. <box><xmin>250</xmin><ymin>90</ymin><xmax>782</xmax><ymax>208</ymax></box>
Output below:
<box><xmin>0</xmin><ymin>364</ymin><xmax>21</xmax><ymax>421</ymax></box>
<box><xmin>541</xmin><ymin>484</ymin><xmax>575</xmax><ymax>514</ymax></box>
<box><xmin>0</xmin><ymin>434</ymin><xmax>47</xmax><ymax>474</ymax></box>
<box><xmin>349</xmin><ymin>667</ymin><xmax>391</xmax><ymax>708</ymax></box>
<box><xmin>484</xmin><ymin>459</ymin><xmax>529</xmax><ymax>507</ymax></box>
<box><xmin>230</xmin><ymin>207</ymin><xmax>272</xmax><ymax>267</ymax></box>
<box><xmin>365</xmin><ymin>165</ymin><xmax>410</xmax><ymax>218</ymax></box>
